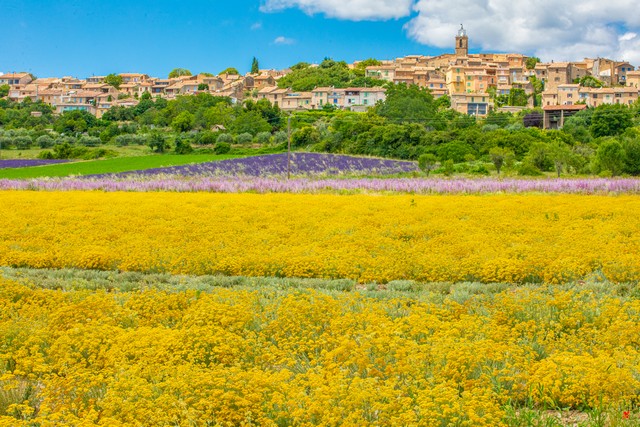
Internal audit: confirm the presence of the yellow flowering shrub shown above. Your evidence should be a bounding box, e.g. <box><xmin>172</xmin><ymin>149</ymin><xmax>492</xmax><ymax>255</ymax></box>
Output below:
<box><xmin>0</xmin><ymin>192</ymin><xmax>639</xmax><ymax>283</ymax></box>
<box><xmin>0</xmin><ymin>278</ymin><xmax>639</xmax><ymax>425</ymax></box>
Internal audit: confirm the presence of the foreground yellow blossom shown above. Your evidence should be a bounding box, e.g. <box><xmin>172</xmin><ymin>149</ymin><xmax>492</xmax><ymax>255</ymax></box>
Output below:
<box><xmin>0</xmin><ymin>278</ymin><xmax>638</xmax><ymax>426</ymax></box>
<box><xmin>0</xmin><ymin>192</ymin><xmax>639</xmax><ymax>283</ymax></box>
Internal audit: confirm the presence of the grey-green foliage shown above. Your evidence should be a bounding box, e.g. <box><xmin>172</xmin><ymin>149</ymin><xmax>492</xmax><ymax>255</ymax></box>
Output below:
<box><xmin>36</xmin><ymin>135</ymin><xmax>55</xmax><ymax>148</ymax></box>
<box><xmin>114</xmin><ymin>134</ymin><xmax>148</xmax><ymax>146</ymax></box>
<box><xmin>14</xmin><ymin>136</ymin><xmax>32</xmax><ymax>150</ymax></box>
<box><xmin>216</xmin><ymin>133</ymin><xmax>234</xmax><ymax>144</ymax></box>
<box><xmin>79</xmin><ymin>135</ymin><xmax>101</xmax><ymax>147</ymax></box>
<box><xmin>255</xmin><ymin>131</ymin><xmax>272</xmax><ymax>145</ymax></box>
<box><xmin>235</xmin><ymin>132</ymin><xmax>253</xmax><ymax>145</ymax></box>
<box><xmin>273</xmin><ymin>131</ymin><xmax>288</xmax><ymax>145</ymax></box>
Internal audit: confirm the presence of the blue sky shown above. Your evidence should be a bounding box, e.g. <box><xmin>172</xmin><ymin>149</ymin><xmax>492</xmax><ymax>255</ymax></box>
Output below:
<box><xmin>0</xmin><ymin>0</ymin><xmax>435</xmax><ymax>78</ymax></box>
<box><xmin>2</xmin><ymin>0</ymin><xmax>639</xmax><ymax>78</ymax></box>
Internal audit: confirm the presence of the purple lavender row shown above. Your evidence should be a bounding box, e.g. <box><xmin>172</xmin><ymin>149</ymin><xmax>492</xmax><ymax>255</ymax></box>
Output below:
<box><xmin>87</xmin><ymin>153</ymin><xmax>419</xmax><ymax>178</ymax></box>
<box><xmin>3</xmin><ymin>176</ymin><xmax>640</xmax><ymax>194</ymax></box>
<box><xmin>0</xmin><ymin>159</ymin><xmax>69</xmax><ymax>169</ymax></box>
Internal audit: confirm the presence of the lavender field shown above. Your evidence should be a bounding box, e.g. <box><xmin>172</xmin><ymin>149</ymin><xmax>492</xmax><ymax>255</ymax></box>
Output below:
<box><xmin>90</xmin><ymin>153</ymin><xmax>420</xmax><ymax>178</ymax></box>
<box><xmin>0</xmin><ymin>159</ymin><xmax>69</xmax><ymax>169</ymax></box>
<box><xmin>3</xmin><ymin>176</ymin><xmax>640</xmax><ymax>194</ymax></box>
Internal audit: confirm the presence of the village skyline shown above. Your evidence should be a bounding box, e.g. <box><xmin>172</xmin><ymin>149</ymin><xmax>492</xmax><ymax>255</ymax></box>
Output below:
<box><xmin>2</xmin><ymin>0</ymin><xmax>640</xmax><ymax>78</ymax></box>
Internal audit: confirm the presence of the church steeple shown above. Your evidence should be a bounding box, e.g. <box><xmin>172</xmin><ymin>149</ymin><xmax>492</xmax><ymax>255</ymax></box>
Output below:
<box><xmin>455</xmin><ymin>24</ymin><xmax>469</xmax><ymax>57</ymax></box>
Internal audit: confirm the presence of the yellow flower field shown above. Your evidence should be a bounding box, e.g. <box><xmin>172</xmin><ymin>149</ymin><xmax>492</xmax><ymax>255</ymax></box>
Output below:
<box><xmin>0</xmin><ymin>191</ymin><xmax>639</xmax><ymax>283</ymax></box>
<box><xmin>0</xmin><ymin>278</ymin><xmax>639</xmax><ymax>426</ymax></box>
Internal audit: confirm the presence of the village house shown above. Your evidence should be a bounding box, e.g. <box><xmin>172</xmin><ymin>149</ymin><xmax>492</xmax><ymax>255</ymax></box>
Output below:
<box><xmin>280</xmin><ymin>91</ymin><xmax>313</xmax><ymax>111</ymax></box>
<box><xmin>311</xmin><ymin>87</ymin><xmax>332</xmax><ymax>109</ymax></box>
<box><xmin>450</xmin><ymin>92</ymin><xmax>492</xmax><ymax>117</ymax></box>
<box><xmin>54</xmin><ymin>90</ymin><xmax>101</xmax><ymax>115</ymax></box>
<box><xmin>0</xmin><ymin>72</ymin><xmax>33</xmax><ymax>86</ymax></box>
<box><xmin>164</xmin><ymin>80</ymin><xmax>199</xmax><ymax>98</ymax></box>
<box><xmin>86</xmin><ymin>76</ymin><xmax>106</xmax><ymax>84</ymax></box>
<box><xmin>119</xmin><ymin>73</ymin><xmax>149</xmax><ymax>83</ymax></box>
<box><xmin>578</xmin><ymin>86</ymin><xmax>639</xmax><ymax>107</ymax></box>
<box><xmin>627</xmin><ymin>70</ymin><xmax>640</xmax><ymax>88</ymax></box>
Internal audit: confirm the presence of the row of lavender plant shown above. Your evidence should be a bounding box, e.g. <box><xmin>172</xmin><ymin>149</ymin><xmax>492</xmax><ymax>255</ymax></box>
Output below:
<box><xmin>2</xmin><ymin>176</ymin><xmax>640</xmax><ymax>194</ymax></box>
<box><xmin>0</xmin><ymin>159</ymin><xmax>69</xmax><ymax>169</ymax></box>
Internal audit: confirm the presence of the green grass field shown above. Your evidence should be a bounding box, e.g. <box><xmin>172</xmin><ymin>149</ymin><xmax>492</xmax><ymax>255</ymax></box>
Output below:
<box><xmin>0</xmin><ymin>153</ymin><xmax>242</xmax><ymax>179</ymax></box>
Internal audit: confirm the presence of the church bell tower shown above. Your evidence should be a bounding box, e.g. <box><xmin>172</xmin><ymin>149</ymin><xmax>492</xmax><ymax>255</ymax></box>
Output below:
<box><xmin>455</xmin><ymin>24</ymin><xmax>468</xmax><ymax>57</ymax></box>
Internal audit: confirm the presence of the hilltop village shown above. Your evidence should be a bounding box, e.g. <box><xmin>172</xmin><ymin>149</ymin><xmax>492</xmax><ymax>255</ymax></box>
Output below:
<box><xmin>1</xmin><ymin>26</ymin><xmax>638</xmax><ymax>120</ymax></box>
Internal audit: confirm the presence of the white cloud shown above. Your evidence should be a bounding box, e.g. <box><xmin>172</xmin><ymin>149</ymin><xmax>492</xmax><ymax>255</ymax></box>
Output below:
<box><xmin>251</xmin><ymin>22</ymin><xmax>263</xmax><ymax>30</ymax></box>
<box><xmin>261</xmin><ymin>0</ymin><xmax>640</xmax><ymax>64</ymax></box>
<box><xmin>274</xmin><ymin>36</ymin><xmax>295</xmax><ymax>45</ymax></box>
<box><xmin>260</xmin><ymin>0</ymin><xmax>413</xmax><ymax>21</ymax></box>
<box><xmin>404</xmin><ymin>0</ymin><xmax>640</xmax><ymax>64</ymax></box>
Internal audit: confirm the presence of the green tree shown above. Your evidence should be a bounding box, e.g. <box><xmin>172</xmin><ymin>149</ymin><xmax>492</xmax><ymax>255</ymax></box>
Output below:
<box><xmin>171</xmin><ymin>111</ymin><xmax>195</xmax><ymax>133</ymax></box>
<box><xmin>577</xmin><ymin>75</ymin><xmax>604</xmax><ymax>88</ymax></box>
<box><xmin>622</xmin><ymin>138</ymin><xmax>640</xmax><ymax>175</ymax></box>
<box><xmin>104</xmin><ymin>74</ymin><xmax>123</xmax><ymax>89</ymax></box>
<box><xmin>148</xmin><ymin>131</ymin><xmax>168</xmax><ymax>153</ymax></box>
<box><xmin>168</xmin><ymin>68</ymin><xmax>192</xmax><ymax>78</ymax></box>
<box><xmin>374</xmin><ymin>84</ymin><xmax>436</xmax><ymax>126</ymax></box>
<box><xmin>489</xmin><ymin>146</ymin><xmax>514</xmax><ymax>175</ymax></box>
<box><xmin>197</xmin><ymin>83</ymin><xmax>210</xmax><ymax>91</ymax></box>
<box><xmin>508</xmin><ymin>88</ymin><xmax>529</xmax><ymax>107</ymax></box>
<box><xmin>174</xmin><ymin>135</ymin><xmax>194</xmax><ymax>154</ymax></box>
<box><xmin>548</xmin><ymin>141</ymin><xmax>575</xmax><ymax>177</ymax></box>
<box><xmin>595</xmin><ymin>139</ymin><xmax>626</xmax><ymax>176</ymax></box>
<box><xmin>251</xmin><ymin>57</ymin><xmax>260</xmax><ymax>74</ymax></box>
<box><xmin>0</xmin><ymin>84</ymin><xmax>9</xmax><ymax>98</ymax></box>
<box><xmin>219</xmin><ymin>67</ymin><xmax>239</xmax><ymax>75</ymax></box>
<box><xmin>418</xmin><ymin>153</ymin><xmax>437</xmax><ymax>176</ymax></box>
<box><xmin>525</xmin><ymin>57</ymin><xmax>541</xmax><ymax>70</ymax></box>
<box><xmin>230</xmin><ymin>110</ymin><xmax>271</xmax><ymax>135</ymax></box>
<box><xmin>291</xmin><ymin>126</ymin><xmax>321</xmax><ymax>148</ymax></box>
<box><xmin>590</xmin><ymin>104</ymin><xmax>633</xmax><ymax>138</ymax></box>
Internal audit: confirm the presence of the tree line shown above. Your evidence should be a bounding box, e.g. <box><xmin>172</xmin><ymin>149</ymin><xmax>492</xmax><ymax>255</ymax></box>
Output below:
<box><xmin>1</xmin><ymin>83</ymin><xmax>640</xmax><ymax>176</ymax></box>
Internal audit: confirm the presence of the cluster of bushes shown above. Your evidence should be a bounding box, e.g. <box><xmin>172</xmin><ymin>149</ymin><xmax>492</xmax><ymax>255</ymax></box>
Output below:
<box><xmin>0</xmin><ymin>130</ymin><xmax>104</xmax><ymax>150</ymax></box>
<box><xmin>3</xmin><ymin>82</ymin><xmax>640</xmax><ymax>176</ymax></box>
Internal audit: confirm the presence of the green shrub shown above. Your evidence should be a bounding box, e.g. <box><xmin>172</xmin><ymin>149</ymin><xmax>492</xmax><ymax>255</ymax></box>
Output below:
<box><xmin>443</xmin><ymin>159</ymin><xmax>455</xmax><ymax>176</ymax></box>
<box><xmin>216</xmin><ymin>133</ymin><xmax>234</xmax><ymax>144</ymax></box>
<box><xmin>235</xmin><ymin>132</ymin><xmax>253</xmax><ymax>145</ymax></box>
<box><xmin>14</xmin><ymin>136</ymin><xmax>32</xmax><ymax>150</ymax></box>
<box><xmin>273</xmin><ymin>131</ymin><xmax>288</xmax><ymax>146</ymax></box>
<box><xmin>197</xmin><ymin>131</ymin><xmax>217</xmax><ymax>145</ymax></box>
<box><xmin>174</xmin><ymin>137</ymin><xmax>194</xmax><ymax>154</ymax></box>
<box><xmin>36</xmin><ymin>135</ymin><xmax>55</xmax><ymax>149</ymax></box>
<box><xmin>517</xmin><ymin>161</ymin><xmax>543</xmax><ymax>176</ymax></box>
<box><xmin>79</xmin><ymin>135</ymin><xmax>101</xmax><ymax>147</ymax></box>
<box><xmin>213</xmin><ymin>142</ymin><xmax>231</xmax><ymax>154</ymax></box>
<box><xmin>38</xmin><ymin>150</ymin><xmax>54</xmax><ymax>159</ymax></box>
<box><xmin>256</xmin><ymin>131</ymin><xmax>272</xmax><ymax>145</ymax></box>
<box><xmin>470</xmin><ymin>164</ymin><xmax>490</xmax><ymax>175</ymax></box>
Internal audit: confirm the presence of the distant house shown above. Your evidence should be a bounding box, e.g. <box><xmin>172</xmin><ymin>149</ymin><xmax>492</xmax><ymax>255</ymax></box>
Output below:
<box><xmin>450</xmin><ymin>93</ymin><xmax>492</xmax><ymax>117</ymax></box>
<box><xmin>54</xmin><ymin>90</ymin><xmax>102</xmax><ymax>115</ymax></box>
<box><xmin>119</xmin><ymin>73</ymin><xmax>150</xmax><ymax>84</ymax></box>
<box><xmin>280</xmin><ymin>91</ymin><xmax>313</xmax><ymax>111</ymax></box>
<box><xmin>542</xmin><ymin>105</ymin><xmax>587</xmax><ymax>129</ymax></box>
<box><xmin>0</xmin><ymin>72</ymin><xmax>33</xmax><ymax>86</ymax></box>
<box><xmin>86</xmin><ymin>76</ymin><xmax>106</xmax><ymax>84</ymax></box>
<box><xmin>627</xmin><ymin>71</ymin><xmax>640</xmax><ymax>89</ymax></box>
<box><xmin>578</xmin><ymin>87</ymin><xmax>639</xmax><ymax>107</ymax></box>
